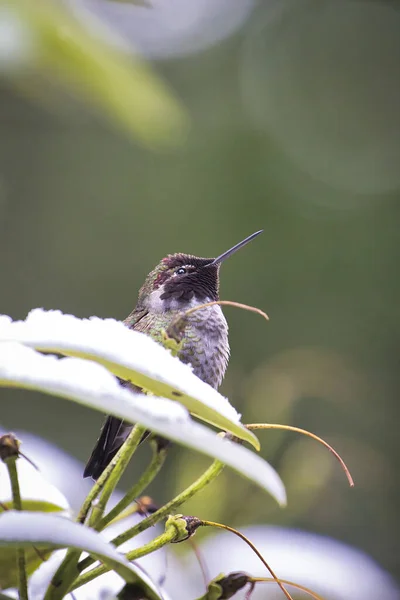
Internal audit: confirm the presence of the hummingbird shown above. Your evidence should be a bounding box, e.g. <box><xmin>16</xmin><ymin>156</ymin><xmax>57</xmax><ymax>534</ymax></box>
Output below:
<box><xmin>84</xmin><ymin>230</ymin><xmax>263</xmax><ymax>480</ymax></box>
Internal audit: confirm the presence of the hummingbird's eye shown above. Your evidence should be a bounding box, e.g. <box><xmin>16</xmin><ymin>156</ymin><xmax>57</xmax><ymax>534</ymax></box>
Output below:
<box><xmin>175</xmin><ymin>267</ymin><xmax>187</xmax><ymax>276</ymax></box>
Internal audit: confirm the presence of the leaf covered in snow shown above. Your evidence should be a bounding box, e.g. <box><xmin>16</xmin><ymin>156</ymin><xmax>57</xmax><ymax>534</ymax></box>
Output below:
<box><xmin>0</xmin><ymin>512</ymin><xmax>162</xmax><ymax>598</ymax></box>
<box><xmin>0</xmin><ymin>343</ymin><xmax>286</xmax><ymax>505</ymax></box>
<box><xmin>0</xmin><ymin>457</ymin><xmax>70</xmax><ymax>513</ymax></box>
<box><xmin>0</xmin><ymin>310</ymin><xmax>259</xmax><ymax>449</ymax></box>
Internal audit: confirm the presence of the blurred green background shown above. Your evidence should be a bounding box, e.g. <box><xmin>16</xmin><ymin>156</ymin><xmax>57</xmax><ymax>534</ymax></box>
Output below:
<box><xmin>0</xmin><ymin>0</ymin><xmax>399</xmax><ymax>586</ymax></box>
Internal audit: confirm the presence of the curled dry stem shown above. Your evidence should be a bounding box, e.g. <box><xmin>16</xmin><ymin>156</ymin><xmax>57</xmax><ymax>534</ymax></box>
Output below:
<box><xmin>183</xmin><ymin>300</ymin><xmax>269</xmax><ymax>322</ymax></box>
<box><xmin>246</xmin><ymin>423</ymin><xmax>354</xmax><ymax>487</ymax></box>
<box><xmin>200</xmin><ymin>521</ymin><xmax>294</xmax><ymax>600</ymax></box>
<box><xmin>250</xmin><ymin>577</ymin><xmax>325</xmax><ymax>600</ymax></box>
<box><xmin>190</xmin><ymin>537</ymin><xmax>209</xmax><ymax>589</ymax></box>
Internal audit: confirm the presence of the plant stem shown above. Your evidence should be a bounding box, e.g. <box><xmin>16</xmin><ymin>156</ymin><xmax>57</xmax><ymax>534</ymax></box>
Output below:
<box><xmin>70</xmin><ymin>524</ymin><xmax>177</xmax><ymax>591</ymax></box>
<box><xmin>89</xmin><ymin>424</ymin><xmax>147</xmax><ymax>528</ymax></box>
<box><xmin>246</xmin><ymin>423</ymin><xmax>354</xmax><ymax>487</ymax></box>
<box><xmin>250</xmin><ymin>578</ymin><xmax>325</xmax><ymax>600</ymax></box>
<box><xmin>200</xmin><ymin>521</ymin><xmax>294</xmax><ymax>600</ymax></box>
<box><xmin>78</xmin><ymin>458</ymin><xmax>225</xmax><ymax>574</ymax></box>
<box><xmin>43</xmin><ymin>553</ymin><xmax>80</xmax><ymax>600</ymax></box>
<box><xmin>77</xmin><ymin>423</ymin><xmax>146</xmax><ymax>526</ymax></box>
<box><xmin>6</xmin><ymin>458</ymin><xmax>29</xmax><ymax>600</ymax></box>
<box><xmin>113</xmin><ymin>458</ymin><xmax>225</xmax><ymax>547</ymax></box>
<box><xmin>97</xmin><ymin>441</ymin><xmax>167</xmax><ymax>531</ymax></box>
<box><xmin>45</xmin><ymin>423</ymin><xmax>146</xmax><ymax>599</ymax></box>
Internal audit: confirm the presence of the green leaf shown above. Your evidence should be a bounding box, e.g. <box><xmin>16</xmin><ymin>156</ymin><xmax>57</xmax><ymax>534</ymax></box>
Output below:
<box><xmin>0</xmin><ymin>500</ymin><xmax>62</xmax><ymax>512</ymax></box>
<box><xmin>3</xmin><ymin>0</ymin><xmax>188</xmax><ymax>146</ymax></box>
<box><xmin>0</xmin><ymin>453</ymin><xmax>70</xmax><ymax>585</ymax></box>
<box><xmin>0</xmin><ymin>511</ymin><xmax>162</xmax><ymax>598</ymax></box>
<box><xmin>0</xmin><ymin>343</ymin><xmax>286</xmax><ymax>505</ymax></box>
<box><xmin>0</xmin><ymin>458</ymin><xmax>70</xmax><ymax>514</ymax></box>
<box><xmin>0</xmin><ymin>546</ymin><xmax>52</xmax><ymax>590</ymax></box>
<box><xmin>0</xmin><ymin>310</ymin><xmax>260</xmax><ymax>450</ymax></box>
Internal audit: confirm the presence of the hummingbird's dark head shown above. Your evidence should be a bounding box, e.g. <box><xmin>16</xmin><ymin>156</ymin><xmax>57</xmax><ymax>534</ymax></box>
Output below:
<box><xmin>137</xmin><ymin>230</ymin><xmax>263</xmax><ymax>312</ymax></box>
<box><xmin>137</xmin><ymin>254</ymin><xmax>218</xmax><ymax>311</ymax></box>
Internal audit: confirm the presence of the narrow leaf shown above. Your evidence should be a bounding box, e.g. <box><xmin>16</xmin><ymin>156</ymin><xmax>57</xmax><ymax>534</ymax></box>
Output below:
<box><xmin>4</xmin><ymin>0</ymin><xmax>188</xmax><ymax>146</ymax></box>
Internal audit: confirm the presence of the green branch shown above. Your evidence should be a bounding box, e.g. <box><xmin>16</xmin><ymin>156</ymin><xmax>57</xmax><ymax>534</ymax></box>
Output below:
<box><xmin>89</xmin><ymin>424</ymin><xmax>147</xmax><ymax>528</ymax></box>
<box><xmin>6</xmin><ymin>457</ymin><xmax>29</xmax><ymax>600</ymax></box>
<box><xmin>112</xmin><ymin>458</ymin><xmax>225</xmax><ymax>548</ymax></box>
<box><xmin>45</xmin><ymin>423</ymin><xmax>146</xmax><ymax>599</ymax></box>
<box><xmin>77</xmin><ymin>458</ymin><xmax>226</xmax><ymax>575</ymax></box>
<box><xmin>71</xmin><ymin>522</ymin><xmax>177</xmax><ymax>590</ymax></box>
<box><xmin>97</xmin><ymin>439</ymin><xmax>168</xmax><ymax>531</ymax></box>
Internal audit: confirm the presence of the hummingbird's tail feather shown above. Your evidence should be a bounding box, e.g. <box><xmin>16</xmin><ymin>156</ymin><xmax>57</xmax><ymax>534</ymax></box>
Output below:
<box><xmin>83</xmin><ymin>416</ymin><xmax>133</xmax><ymax>480</ymax></box>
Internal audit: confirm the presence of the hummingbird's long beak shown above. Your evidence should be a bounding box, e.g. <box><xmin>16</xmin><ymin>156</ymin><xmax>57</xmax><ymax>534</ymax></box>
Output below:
<box><xmin>209</xmin><ymin>230</ymin><xmax>263</xmax><ymax>266</ymax></box>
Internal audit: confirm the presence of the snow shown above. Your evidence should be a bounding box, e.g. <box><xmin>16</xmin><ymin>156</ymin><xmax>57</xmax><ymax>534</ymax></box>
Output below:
<box><xmin>0</xmin><ymin>511</ymin><xmax>162</xmax><ymax>598</ymax></box>
<box><xmin>0</xmin><ymin>309</ymin><xmax>259</xmax><ymax>449</ymax></box>
<box><xmin>0</xmin><ymin>456</ymin><xmax>70</xmax><ymax>512</ymax></box>
<box><xmin>0</xmin><ymin>342</ymin><xmax>285</xmax><ymax>505</ymax></box>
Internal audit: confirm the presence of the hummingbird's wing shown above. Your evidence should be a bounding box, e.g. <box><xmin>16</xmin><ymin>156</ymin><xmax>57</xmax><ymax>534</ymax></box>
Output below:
<box><xmin>84</xmin><ymin>309</ymin><xmax>156</xmax><ymax>480</ymax></box>
<box><xmin>83</xmin><ymin>413</ymin><xmax>134</xmax><ymax>480</ymax></box>
<box><xmin>123</xmin><ymin>307</ymin><xmax>149</xmax><ymax>331</ymax></box>
<box><xmin>83</xmin><ymin>369</ymin><xmax>151</xmax><ymax>479</ymax></box>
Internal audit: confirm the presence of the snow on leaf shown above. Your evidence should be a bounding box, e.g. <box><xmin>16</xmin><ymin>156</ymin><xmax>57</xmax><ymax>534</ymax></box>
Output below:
<box><xmin>0</xmin><ymin>430</ymin><xmax>94</xmax><ymax>512</ymax></box>
<box><xmin>0</xmin><ymin>512</ymin><xmax>162</xmax><ymax>597</ymax></box>
<box><xmin>0</xmin><ymin>456</ymin><xmax>71</xmax><ymax>587</ymax></box>
<box><xmin>0</xmin><ymin>343</ymin><xmax>286</xmax><ymax>505</ymax></box>
<box><xmin>0</xmin><ymin>456</ymin><xmax>70</xmax><ymax>513</ymax></box>
<box><xmin>22</xmin><ymin>550</ymin><xmax>171</xmax><ymax>600</ymax></box>
<box><xmin>0</xmin><ymin>309</ymin><xmax>259</xmax><ymax>449</ymax></box>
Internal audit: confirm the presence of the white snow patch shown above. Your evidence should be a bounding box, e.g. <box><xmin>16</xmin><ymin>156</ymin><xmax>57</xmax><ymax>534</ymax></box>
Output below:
<box><xmin>0</xmin><ymin>342</ymin><xmax>189</xmax><ymax>422</ymax></box>
<box><xmin>0</xmin><ymin>343</ymin><xmax>286</xmax><ymax>504</ymax></box>
<box><xmin>0</xmin><ymin>456</ymin><xmax>70</xmax><ymax>512</ymax></box>
<box><xmin>0</xmin><ymin>309</ymin><xmax>241</xmax><ymax>424</ymax></box>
